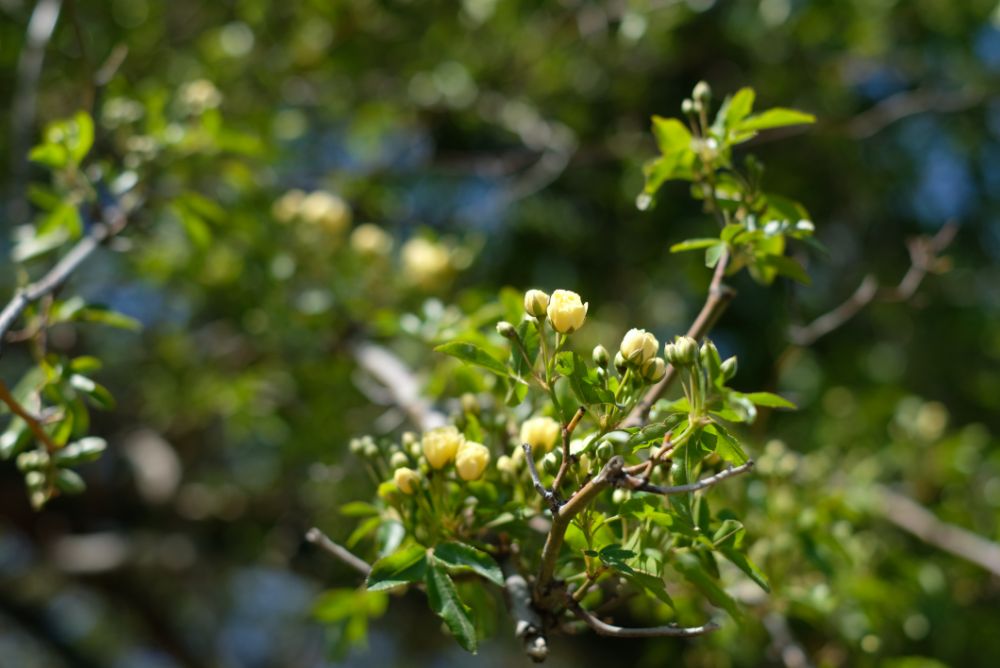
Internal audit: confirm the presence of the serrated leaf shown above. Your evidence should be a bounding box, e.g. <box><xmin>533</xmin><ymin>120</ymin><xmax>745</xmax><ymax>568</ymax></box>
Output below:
<box><xmin>425</xmin><ymin>559</ymin><xmax>477</xmax><ymax>653</ymax></box>
<box><xmin>366</xmin><ymin>544</ymin><xmax>427</xmax><ymax>591</ymax></box>
<box><xmin>433</xmin><ymin>541</ymin><xmax>504</xmax><ymax>586</ymax></box>
<box><xmin>435</xmin><ymin>341</ymin><xmax>509</xmax><ymax>378</ymax></box>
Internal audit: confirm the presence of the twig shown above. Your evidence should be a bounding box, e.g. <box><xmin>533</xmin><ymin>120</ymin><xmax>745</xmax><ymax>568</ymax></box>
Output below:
<box><xmin>501</xmin><ymin>556</ymin><xmax>548</xmax><ymax>663</ymax></box>
<box><xmin>0</xmin><ymin>199</ymin><xmax>128</xmax><ymax>357</ymax></box>
<box><xmin>550</xmin><ymin>406</ymin><xmax>585</xmax><ymax>496</ymax></box>
<box><xmin>305</xmin><ymin>527</ymin><xmax>372</xmax><ymax>576</ymax></box>
<box><xmin>625</xmin><ymin>250</ymin><xmax>735</xmax><ymax>427</ymax></box>
<box><xmin>624</xmin><ymin>461</ymin><xmax>754</xmax><ymax>496</ymax></box>
<box><xmin>874</xmin><ymin>487</ymin><xmax>1000</xmax><ymax>578</ymax></box>
<box><xmin>845</xmin><ymin>86</ymin><xmax>984</xmax><ymax>139</ymax></box>
<box><xmin>568</xmin><ymin>598</ymin><xmax>719</xmax><ymax>638</ymax></box>
<box><xmin>788</xmin><ymin>223</ymin><xmax>956</xmax><ymax>347</ymax></box>
<box><xmin>0</xmin><ymin>379</ymin><xmax>58</xmax><ymax>453</ymax></box>
<box><xmin>8</xmin><ymin>0</ymin><xmax>64</xmax><ymax>226</ymax></box>
<box><xmin>523</xmin><ymin>443</ymin><xmax>561</xmax><ymax>514</ymax></box>
<box><xmin>351</xmin><ymin>341</ymin><xmax>446</xmax><ymax>432</ymax></box>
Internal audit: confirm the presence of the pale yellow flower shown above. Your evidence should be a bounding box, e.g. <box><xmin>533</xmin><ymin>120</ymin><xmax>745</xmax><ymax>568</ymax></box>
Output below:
<box><xmin>401</xmin><ymin>238</ymin><xmax>451</xmax><ymax>289</ymax></box>
<box><xmin>546</xmin><ymin>289</ymin><xmax>588</xmax><ymax>334</ymax></box>
<box><xmin>422</xmin><ymin>425</ymin><xmax>464</xmax><ymax>469</ymax></box>
<box><xmin>620</xmin><ymin>328</ymin><xmax>659</xmax><ymax>365</ymax></box>
<box><xmin>455</xmin><ymin>441</ymin><xmax>490</xmax><ymax>481</ymax></box>
<box><xmin>520</xmin><ymin>416</ymin><xmax>561</xmax><ymax>453</ymax></box>
<box><xmin>393</xmin><ymin>467</ymin><xmax>420</xmax><ymax>494</ymax></box>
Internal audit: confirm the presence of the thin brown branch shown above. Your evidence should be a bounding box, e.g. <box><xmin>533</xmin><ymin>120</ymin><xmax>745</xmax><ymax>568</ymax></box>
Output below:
<box><xmin>524</xmin><ymin>443</ymin><xmax>560</xmax><ymax>513</ymax></box>
<box><xmin>0</xmin><ymin>200</ymin><xmax>128</xmax><ymax>357</ymax></box>
<box><xmin>305</xmin><ymin>527</ymin><xmax>372</xmax><ymax>576</ymax></box>
<box><xmin>874</xmin><ymin>487</ymin><xmax>1000</xmax><ymax>578</ymax></box>
<box><xmin>0</xmin><ymin>379</ymin><xmax>59</xmax><ymax>453</ymax></box>
<box><xmin>568</xmin><ymin>597</ymin><xmax>719</xmax><ymax>638</ymax></box>
<box><xmin>788</xmin><ymin>223</ymin><xmax>956</xmax><ymax>347</ymax></box>
<box><xmin>625</xmin><ymin>250</ymin><xmax>735</xmax><ymax>427</ymax></box>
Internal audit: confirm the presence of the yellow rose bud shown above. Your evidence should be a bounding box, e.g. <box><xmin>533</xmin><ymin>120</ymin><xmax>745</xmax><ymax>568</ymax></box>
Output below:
<box><xmin>401</xmin><ymin>237</ymin><xmax>452</xmax><ymax>289</ymax></box>
<box><xmin>393</xmin><ymin>467</ymin><xmax>420</xmax><ymax>494</ymax></box>
<box><xmin>272</xmin><ymin>189</ymin><xmax>305</xmax><ymax>224</ymax></box>
<box><xmin>350</xmin><ymin>223</ymin><xmax>393</xmax><ymax>258</ymax></box>
<box><xmin>520</xmin><ymin>416</ymin><xmax>561</xmax><ymax>453</ymax></box>
<box><xmin>496</xmin><ymin>454</ymin><xmax>518</xmax><ymax>476</ymax></box>
<box><xmin>455</xmin><ymin>441</ymin><xmax>490</xmax><ymax>481</ymax></box>
<box><xmin>642</xmin><ymin>357</ymin><xmax>666</xmax><ymax>383</ymax></box>
<box><xmin>546</xmin><ymin>289</ymin><xmax>588</xmax><ymax>334</ymax></box>
<box><xmin>422</xmin><ymin>425</ymin><xmax>464</xmax><ymax>469</ymax></box>
<box><xmin>620</xmin><ymin>328</ymin><xmax>659</xmax><ymax>365</ymax></box>
<box><xmin>524</xmin><ymin>289</ymin><xmax>550</xmax><ymax>318</ymax></box>
<box><xmin>300</xmin><ymin>191</ymin><xmax>351</xmax><ymax>234</ymax></box>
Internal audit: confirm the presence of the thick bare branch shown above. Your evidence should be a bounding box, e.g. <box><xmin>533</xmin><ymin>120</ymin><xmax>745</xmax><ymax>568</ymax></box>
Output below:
<box><xmin>568</xmin><ymin>598</ymin><xmax>719</xmax><ymax>638</ymax></box>
<box><xmin>501</xmin><ymin>557</ymin><xmax>548</xmax><ymax>662</ymax></box>
<box><xmin>351</xmin><ymin>341</ymin><xmax>446</xmax><ymax>432</ymax></box>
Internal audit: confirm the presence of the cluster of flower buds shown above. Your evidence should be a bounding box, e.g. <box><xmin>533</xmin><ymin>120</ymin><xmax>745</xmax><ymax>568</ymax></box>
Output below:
<box><xmin>522</xmin><ymin>289</ymin><xmax>589</xmax><ymax>334</ymax></box>
<box><xmin>386</xmin><ymin>425</ymin><xmax>492</xmax><ymax>498</ymax></box>
<box><xmin>618</xmin><ymin>328</ymin><xmax>666</xmax><ymax>383</ymax></box>
<box><xmin>272</xmin><ymin>189</ymin><xmax>352</xmax><ymax>234</ymax></box>
<box><xmin>664</xmin><ymin>335</ymin><xmax>699</xmax><ymax>367</ymax></box>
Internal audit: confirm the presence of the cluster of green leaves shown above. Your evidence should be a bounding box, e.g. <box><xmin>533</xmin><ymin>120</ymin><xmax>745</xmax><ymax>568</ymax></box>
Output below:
<box><xmin>641</xmin><ymin>85</ymin><xmax>817</xmax><ymax>285</ymax></box>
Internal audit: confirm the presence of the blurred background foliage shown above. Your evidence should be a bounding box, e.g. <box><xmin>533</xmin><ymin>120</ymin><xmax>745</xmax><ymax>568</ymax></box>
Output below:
<box><xmin>1</xmin><ymin>0</ymin><xmax>999</xmax><ymax>666</ymax></box>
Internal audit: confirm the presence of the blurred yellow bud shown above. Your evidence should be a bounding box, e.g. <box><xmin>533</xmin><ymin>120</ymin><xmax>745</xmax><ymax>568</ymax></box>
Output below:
<box><xmin>546</xmin><ymin>289</ymin><xmax>588</xmax><ymax>334</ymax></box>
<box><xmin>524</xmin><ymin>289</ymin><xmax>550</xmax><ymax>318</ymax></box>
<box><xmin>496</xmin><ymin>454</ymin><xmax>519</xmax><ymax>476</ymax></box>
<box><xmin>455</xmin><ymin>441</ymin><xmax>490</xmax><ymax>481</ymax></box>
<box><xmin>272</xmin><ymin>189</ymin><xmax>305</xmax><ymax>224</ymax></box>
<box><xmin>520</xmin><ymin>416</ymin><xmax>561</xmax><ymax>453</ymax></box>
<box><xmin>300</xmin><ymin>191</ymin><xmax>351</xmax><ymax>234</ymax></box>
<box><xmin>422</xmin><ymin>425</ymin><xmax>464</xmax><ymax>469</ymax></box>
<box><xmin>401</xmin><ymin>237</ymin><xmax>452</xmax><ymax>289</ymax></box>
<box><xmin>620</xmin><ymin>328</ymin><xmax>659</xmax><ymax>365</ymax></box>
<box><xmin>393</xmin><ymin>467</ymin><xmax>420</xmax><ymax>494</ymax></box>
<box><xmin>350</xmin><ymin>223</ymin><xmax>393</xmax><ymax>258</ymax></box>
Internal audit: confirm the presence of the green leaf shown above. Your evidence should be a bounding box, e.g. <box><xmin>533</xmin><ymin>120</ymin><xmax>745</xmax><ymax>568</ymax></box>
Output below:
<box><xmin>555</xmin><ymin>351</ymin><xmax>614</xmax><ymax>405</ymax></box>
<box><xmin>53</xmin><ymin>437</ymin><xmax>107</xmax><ymax>466</ymax></box>
<box><xmin>625</xmin><ymin>570</ymin><xmax>675</xmax><ymax>609</ymax></box>
<box><xmin>28</xmin><ymin>143</ymin><xmax>69</xmax><ymax>169</ymax></box>
<box><xmin>425</xmin><ymin>559</ymin><xmax>477</xmax><ymax>653</ymax></box>
<box><xmin>705</xmin><ymin>424</ymin><xmax>749</xmax><ymax>466</ymax></box>
<box><xmin>705</xmin><ymin>243</ymin><xmax>726</xmax><ymax>269</ymax></box>
<box><xmin>725</xmin><ymin>88</ymin><xmax>756</xmax><ymax>128</ymax></box>
<box><xmin>434</xmin><ymin>341</ymin><xmax>509</xmax><ymax>378</ymax></box>
<box><xmin>433</xmin><ymin>541</ymin><xmax>504</xmax><ymax>586</ymax></box>
<box><xmin>674</xmin><ymin>552</ymin><xmax>742</xmax><ymax>620</ymax></box>
<box><xmin>720</xmin><ymin>547</ymin><xmax>771</xmax><ymax>592</ymax></box>
<box><xmin>651</xmin><ymin>116</ymin><xmax>692</xmax><ymax>156</ymax></box>
<box><xmin>340</xmin><ymin>501</ymin><xmax>380</xmax><ymax>517</ymax></box>
<box><xmin>670</xmin><ymin>238</ymin><xmax>719</xmax><ymax>253</ymax></box>
<box><xmin>366</xmin><ymin>544</ymin><xmax>427</xmax><ymax>591</ymax></box>
<box><xmin>55</xmin><ymin>468</ymin><xmax>86</xmax><ymax>495</ymax></box>
<box><xmin>759</xmin><ymin>254</ymin><xmax>811</xmax><ymax>285</ymax></box>
<box><xmin>68</xmin><ymin>111</ymin><xmax>94</xmax><ymax>164</ymax></box>
<box><xmin>69</xmin><ymin>374</ymin><xmax>115</xmax><ymax>409</ymax></box>
<box><xmin>737</xmin><ymin>108</ymin><xmax>816</xmax><ymax>133</ymax></box>
<box><xmin>75</xmin><ymin>306</ymin><xmax>143</xmax><ymax>331</ymax></box>
<box><xmin>741</xmin><ymin>392</ymin><xmax>797</xmax><ymax>409</ymax></box>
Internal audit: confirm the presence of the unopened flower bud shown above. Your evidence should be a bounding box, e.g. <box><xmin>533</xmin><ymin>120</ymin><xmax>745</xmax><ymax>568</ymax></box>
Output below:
<box><xmin>402</xmin><ymin>432</ymin><xmax>417</xmax><ymax>448</ymax></box>
<box><xmin>362</xmin><ymin>442</ymin><xmax>379</xmax><ymax>458</ymax></box>
<box><xmin>541</xmin><ymin>451</ymin><xmax>560</xmax><ymax>475</ymax></box>
<box><xmin>350</xmin><ymin>223</ymin><xmax>393</xmax><ymax>258</ymax></box>
<box><xmin>665</xmin><ymin>336</ymin><xmax>698</xmax><ymax>366</ymax></box>
<box><xmin>681</xmin><ymin>99</ymin><xmax>695</xmax><ymax>116</ymax></box>
<box><xmin>461</xmin><ymin>393</ymin><xmax>480</xmax><ymax>415</ymax></box>
<box><xmin>497</xmin><ymin>455</ymin><xmax>519</xmax><ymax>476</ymax></box>
<box><xmin>523</xmin><ymin>289</ymin><xmax>550</xmax><ymax>319</ymax></box>
<box><xmin>620</xmin><ymin>328</ymin><xmax>659</xmax><ymax>365</ymax></box>
<box><xmin>592</xmin><ymin>344</ymin><xmax>610</xmax><ymax>368</ymax></box>
<box><xmin>497</xmin><ymin>320</ymin><xmax>517</xmax><ymax>339</ymax></box>
<box><xmin>393</xmin><ymin>467</ymin><xmax>420</xmax><ymax>494</ymax></box>
<box><xmin>422</xmin><ymin>426</ymin><xmax>464</xmax><ymax>469</ymax></box>
<box><xmin>693</xmin><ymin>81</ymin><xmax>712</xmax><ymax>104</ymax></box>
<box><xmin>699</xmin><ymin>340</ymin><xmax>719</xmax><ymax>367</ymax></box>
<box><xmin>349</xmin><ymin>438</ymin><xmax>364</xmax><ymax>454</ymax></box>
<box><xmin>390</xmin><ymin>451</ymin><xmax>409</xmax><ymax>469</ymax></box>
<box><xmin>612</xmin><ymin>488</ymin><xmax>629</xmax><ymax>505</ymax></box>
<box><xmin>642</xmin><ymin>357</ymin><xmax>666</xmax><ymax>383</ymax></box>
<box><xmin>455</xmin><ymin>441</ymin><xmax>490</xmax><ymax>481</ymax></box>
<box><xmin>614</xmin><ymin>351</ymin><xmax>628</xmax><ymax>375</ymax></box>
<box><xmin>721</xmin><ymin>356</ymin><xmax>738</xmax><ymax>381</ymax></box>
<box><xmin>596</xmin><ymin>441</ymin><xmax>613</xmax><ymax>461</ymax></box>
<box><xmin>546</xmin><ymin>289</ymin><xmax>588</xmax><ymax>334</ymax></box>
<box><xmin>520</xmin><ymin>417</ymin><xmax>561</xmax><ymax>453</ymax></box>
